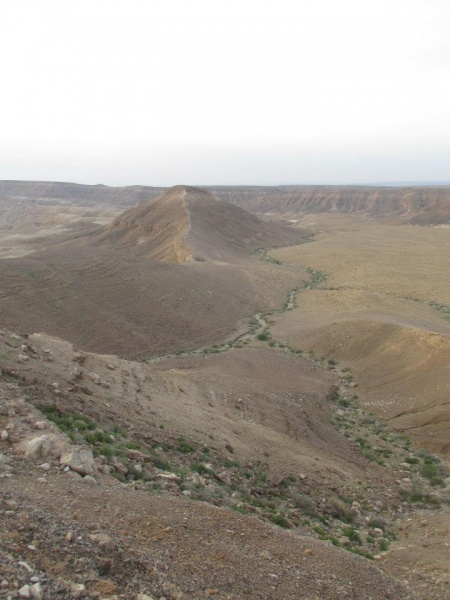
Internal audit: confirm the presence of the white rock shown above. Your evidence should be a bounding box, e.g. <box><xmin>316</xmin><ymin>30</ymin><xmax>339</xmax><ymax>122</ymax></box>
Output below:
<box><xmin>70</xmin><ymin>583</ymin><xmax>86</xmax><ymax>598</ymax></box>
<box><xmin>24</xmin><ymin>436</ymin><xmax>51</xmax><ymax>459</ymax></box>
<box><xmin>34</xmin><ymin>421</ymin><xmax>46</xmax><ymax>430</ymax></box>
<box><xmin>155</xmin><ymin>473</ymin><xmax>181</xmax><ymax>483</ymax></box>
<box><xmin>39</xmin><ymin>463</ymin><xmax>51</xmax><ymax>471</ymax></box>
<box><xmin>19</xmin><ymin>584</ymin><xmax>31</xmax><ymax>598</ymax></box>
<box><xmin>30</xmin><ymin>583</ymin><xmax>43</xmax><ymax>599</ymax></box>
<box><xmin>1</xmin><ymin>430</ymin><xmax>8</xmax><ymax>441</ymax></box>
<box><xmin>136</xmin><ymin>595</ymin><xmax>155</xmax><ymax>600</ymax></box>
<box><xmin>60</xmin><ymin>447</ymin><xmax>95</xmax><ymax>476</ymax></box>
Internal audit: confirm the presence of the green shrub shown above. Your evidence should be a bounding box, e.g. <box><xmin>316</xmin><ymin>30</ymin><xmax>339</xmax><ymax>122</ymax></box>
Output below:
<box><xmin>178</xmin><ymin>438</ymin><xmax>196</xmax><ymax>453</ymax></box>
<box><xmin>343</xmin><ymin>527</ymin><xmax>361</xmax><ymax>544</ymax></box>
<box><xmin>379</xmin><ymin>538</ymin><xmax>389</xmax><ymax>551</ymax></box>
<box><xmin>270</xmin><ymin>514</ymin><xmax>290</xmax><ymax>528</ymax></box>
<box><xmin>150</xmin><ymin>456</ymin><xmax>172</xmax><ymax>471</ymax></box>
<box><xmin>191</xmin><ymin>462</ymin><xmax>213</xmax><ymax>475</ymax></box>
<box><xmin>97</xmin><ymin>444</ymin><xmax>114</xmax><ymax>457</ymax></box>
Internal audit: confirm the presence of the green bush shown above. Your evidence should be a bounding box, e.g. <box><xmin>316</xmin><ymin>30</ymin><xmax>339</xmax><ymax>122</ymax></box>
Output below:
<box><xmin>270</xmin><ymin>514</ymin><xmax>290</xmax><ymax>528</ymax></box>
<box><xmin>178</xmin><ymin>438</ymin><xmax>196</xmax><ymax>453</ymax></box>
<box><xmin>191</xmin><ymin>462</ymin><xmax>213</xmax><ymax>475</ymax></box>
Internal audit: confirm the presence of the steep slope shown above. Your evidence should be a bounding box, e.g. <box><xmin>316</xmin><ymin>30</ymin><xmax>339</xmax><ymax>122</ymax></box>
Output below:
<box><xmin>90</xmin><ymin>185</ymin><xmax>306</xmax><ymax>262</ymax></box>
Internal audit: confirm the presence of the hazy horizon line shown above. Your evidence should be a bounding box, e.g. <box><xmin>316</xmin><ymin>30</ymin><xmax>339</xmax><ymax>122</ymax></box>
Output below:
<box><xmin>1</xmin><ymin>178</ymin><xmax>450</xmax><ymax>189</ymax></box>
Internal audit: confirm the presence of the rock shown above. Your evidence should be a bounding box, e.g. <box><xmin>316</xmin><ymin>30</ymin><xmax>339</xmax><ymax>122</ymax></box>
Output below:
<box><xmin>156</xmin><ymin>473</ymin><xmax>181</xmax><ymax>483</ymax></box>
<box><xmin>34</xmin><ymin>421</ymin><xmax>46</xmax><ymax>430</ymax></box>
<box><xmin>73</xmin><ymin>352</ymin><xmax>87</xmax><ymax>364</ymax></box>
<box><xmin>225</xmin><ymin>443</ymin><xmax>234</xmax><ymax>453</ymax></box>
<box><xmin>339</xmin><ymin>536</ymin><xmax>351</xmax><ymax>545</ymax></box>
<box><xmin>66</xmin><ymin>471</ymin><xmax>82</xmax><ymax>480</ymax></box>
<box><xmin>19</xmin><ymin>584</ymin><xmax>31</xmax><ymax>598</ymax></box>
<box><xmin>4</xmin><ymin>500</ymin><xmax>18</xmax><ymax>510</ymax></box>
<box><xmin>89</xmin><ymin>533</ymin><xmax>116</xmax><ymax>551</ymax></box>
<box><xmin>18</xmin><ymin>561</ymin><xmax>33</xmax><ymax>573</ymax></box>
<box><xmin>70</xmin><ymin>583</ymin><xmax>86</xmax><ymax>598</ymax></box>
<box><xmin>136</xmin><ymin>595</ymin><xmax>155</xmax><ymax>600</ymax></box>
<box><xmin>39</xmin><ymin>463</ymin><xmax>51</xmax><ymax>471</ymax></box>
<box><xmin>23</xmin><ymin>436</ymin><xmax>51</xmax><ymax>459</ymax></box>
<box><xmin>124</xmin><ymin>448</ymin><xmax>148</xmax><ymax>461</ymax></box>
<box><xmin>89</xmin><ymin>372</ymin><xmax>101</xmax><ymax>384</ymax></box>
<box><xmin>0</xmin><ymin>453</ymin><xmax>12</xmax><ymax>465</ymax></box>
<box><xmin>82</xmin><ymin>475</ymin><xmax>97</xmax><ymax>485</ymax></box>
<box><xmin>113</xmin><ymin>462</ymin><xmax>128</xmax><ymax>476</ymax></box>
<box><xmin>60</xmin><ymin>447</ymin><xmax>95</xmax><ymax>476</ymax></box>
<box><xmin>30</xmin><ymin>583</ymin><xmax>43</xmax><ymax>599</ymax></box>
<box><xmin>1</xmin><ymin>430</ymin><xmax>8</xmax><ymax>441</ymax></box>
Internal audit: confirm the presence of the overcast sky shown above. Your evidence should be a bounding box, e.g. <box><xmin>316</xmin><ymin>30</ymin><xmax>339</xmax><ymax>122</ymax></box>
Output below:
<box><xmin>1</xmin><ymin>0</ymin><xmax>449</xmax><ymax>186</ymax></box>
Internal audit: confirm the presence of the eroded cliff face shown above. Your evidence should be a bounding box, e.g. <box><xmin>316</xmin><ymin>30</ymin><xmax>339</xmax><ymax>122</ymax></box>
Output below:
<box><xmin>1</xmin><ymin>181</ymin><xmax>450</xmax><ymax>227</ymax></box>
<box><xmin>210</xmin><ymin>185</ymin><xmax>450</xmax><ymax>223</ymax></box>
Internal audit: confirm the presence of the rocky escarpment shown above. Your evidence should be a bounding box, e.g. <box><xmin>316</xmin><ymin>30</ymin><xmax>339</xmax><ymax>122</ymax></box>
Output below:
<box><xmin>210</xmin><ymin>185</ymin><xmax>450</xmax><ymax>223</ymax></box>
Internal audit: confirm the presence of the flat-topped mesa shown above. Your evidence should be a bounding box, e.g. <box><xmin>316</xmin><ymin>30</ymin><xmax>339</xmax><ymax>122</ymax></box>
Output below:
<box><xmin>94</xmin><ymin>185</ymin><xmax>306</xmax><ymax>263</ymax></box>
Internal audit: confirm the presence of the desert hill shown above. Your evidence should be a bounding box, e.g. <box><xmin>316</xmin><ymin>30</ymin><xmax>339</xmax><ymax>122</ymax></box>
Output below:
<box><xmin>0</xmin><ymin>186</ymin><xmax>307</xmax><ymax>358</ymax></box>
<box><xmin>90</xmin><ymin>185</ymin><xmax>305</xmax><ymax>262</ymax></box>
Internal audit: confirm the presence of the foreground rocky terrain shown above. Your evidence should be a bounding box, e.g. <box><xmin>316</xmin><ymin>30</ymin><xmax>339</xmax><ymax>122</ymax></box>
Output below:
<box><xmin>1</xmin><ymin>306</ymin><xmax>449</xmax><ymax>598</ymax></box>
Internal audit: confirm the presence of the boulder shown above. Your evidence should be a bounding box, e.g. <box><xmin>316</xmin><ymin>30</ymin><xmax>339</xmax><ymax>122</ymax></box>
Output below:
<box><xmin>60</xmin><ymin>447</ymin><xmax>95</xmax><ymax>476</ymax></box>
<box><xmin>24</xmin><ymin>436</ymin><xmax>51</xmax><ymax>458</ymax></box>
